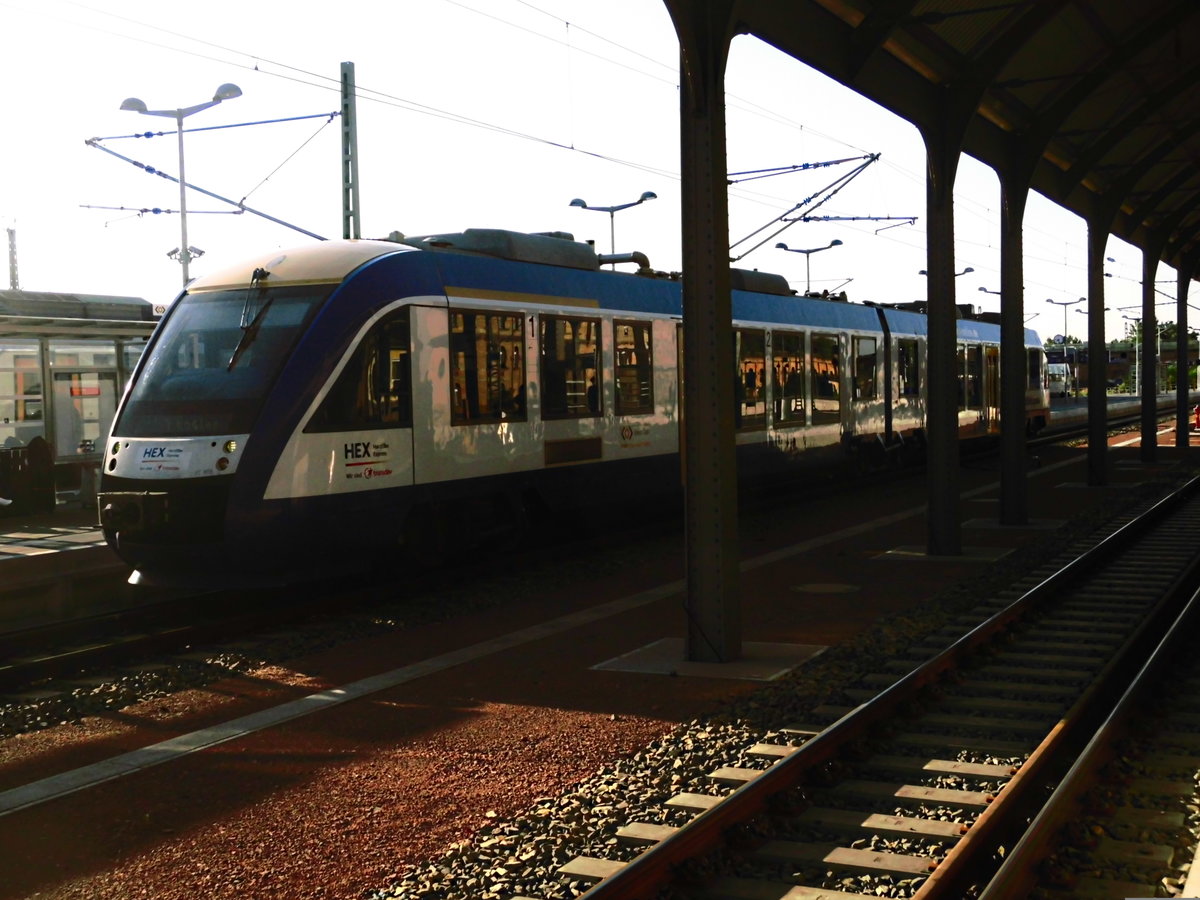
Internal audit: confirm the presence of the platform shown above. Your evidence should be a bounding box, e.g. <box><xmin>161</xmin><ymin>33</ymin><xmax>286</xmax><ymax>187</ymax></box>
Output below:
<box><xmin>0</xmin><ymin>503</ymin><xmax>128</xmax><ymax>633</ymax></box>
<box><xmin>0</xmin><ymin>503</ymin><xmax>106</xmax><ymax>558</ymax></box>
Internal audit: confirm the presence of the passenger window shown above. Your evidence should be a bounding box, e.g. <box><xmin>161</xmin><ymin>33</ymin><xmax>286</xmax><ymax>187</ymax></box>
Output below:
<box><xmin>307</xmin><ymin>310</ymin><xmax>412</xmax><ymax>432</ymax></box>
<box><xmin>449</xmin><ymin>309</ymin><xmax>526</xmax><ymax>424</ymax></box>
<box><xmin>1027</xmin><ymin>348</ymin><xmax>1043</xmax><ymax>390</ymax></box>
<box><xmin>853</xmin><ymin>336</ymin><xmax>877</xmax><ymax>401</ymax></box>
<box><xmin>735</xmin><ymin>329</ymin><xmax>766</xmax><ymax>430</ymax></box>
<box><xmin>614</xmin><ymin>320</ymin><xmax>653</xmax><ymax>415</ymax></box>
<box><xmin>540</xmin><ymin>314</ymin><xmax>601</xmax><ymax>418</ymax></box>
<box><xmin>898</xmin><ymin>338</ymin><xmax>920</xmax><ymax>398</ymax></box>
<box><xmin>811</xmin><ymin>333</ymin><xmax>840</xmax><ymax>425</ymax></box>
<box><xmin>957</xmin><ymin>344</ymin><xmax>968</xmax><ymax>410</ymax></box>
<box><xmin>773</xmin><ymin>331</ymin><xmax>805</xmax><ymax>426</ymax></box>
<box><xmin>966</xmin><ymin>344</ymin><xmax>983</xmax><ymax>408</ymax></box>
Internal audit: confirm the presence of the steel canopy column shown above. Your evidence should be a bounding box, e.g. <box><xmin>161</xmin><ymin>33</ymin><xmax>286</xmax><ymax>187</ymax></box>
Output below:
<box><xmin>923</xmin><ymin>118</ymin><xmax>962</xmax><ymax>556</ymax></box>
<box><xmin>1177</xmin><ymin>263</ymin><xmax>1194</xmax><ymax>446</ymax></box>
<box><xmin>1086</xmin><ymin>224</ymin><xmax>1109</xmax><ymax>484</ymax></box>
<box><xmin>998</xmin><ymin>175</ymin><xmax>1029</xmax><ymax>525</ymax></box>
<box><xmin>667</xmin><ymin>0</ymin><xmax>742</xmax><ymax>662</ymax></box>
<box><xmin>1140</xmin><ymin>248</ymin><xmax>1160</xmax><ymax>463</ymax></box>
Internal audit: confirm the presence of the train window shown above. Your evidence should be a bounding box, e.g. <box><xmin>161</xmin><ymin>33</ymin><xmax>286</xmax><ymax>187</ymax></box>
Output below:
<box><xmin>614</xmin><ymin>320</ymin><xmax>653</xmax><ymax>415</ymax></box>
<box><xmin>1027</xmin><ymin>348</ymin><xmax>1043</xmax><ymax>390</ymax></box>
<box><xmin>115</xmin><ymin>285</ymin><xmax>330</xmax><ymax>438</ymax></box>
<box><xmin>811</xmin><ymin>333</ymin><xmax>840</xmax><ymax>425</ymax></box>
<box><xmin>853</xmin><ymin>337</ymin><xmax>877</xmax><ymax>401</ymax></box>
<box><xmin>957</xmin><ymin>345</ymin><xmax>968</xmax><ymax>410</ymax></box>
<box><xmin>898</xmin><ymin>338</ymin><xmax>920</xmax><ymax>397</ymax></box>
<box><xmin>773</xmin><ymin>331</ymin><xmax>805</xmax><ymax>426</ymax></box>
<box><xmin>449</xmin><ymin>309</ymin><xmax>527</xmax><ymax>424</ymax></box>
<box><xmin>966</xmin><ymin>344</ymin><xmax>983</xmax><ymax>408</ymax></box>
<box><xmin>306</xmin><ymin>310</ymin><xmax>412</xmax><ymax>432</ymax></box>
<box><xmin>735</xmin><ymin>329</ymin><xmax>766</xmax><ymax>429</ymax></box>
<box><xmin>540</xmin><ymin>314</ymin><xmax>601</xmax><ymax>418</ymax></box>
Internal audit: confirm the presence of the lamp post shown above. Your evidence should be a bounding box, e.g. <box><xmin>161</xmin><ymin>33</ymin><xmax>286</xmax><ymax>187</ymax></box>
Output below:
<box><xmin>1121</xmin><ymin>314</ymin><xmax>1142</xmax><ymax>394</ymax></box>
<box><xmin>569</xmin><ymin>192</ymin><xmax>656</xmax><ymax>268</ymax></box>
<box><xmin>1047</xmin><ymin>296</ymin><xmax>1085</xmax><ymax>384</ymax></box>
<box><xmin>121</xmin><ymin>83</ymin><xmax>242</xmax><ymax>286</ymax></box>
<box><xmin>777</xmin><ymin>239</ymin><xmax>844</xmax><ymax>294</ymax></box>
<box><xmin>920</xmin><ymin>266</ymin><xmax>974</xmax><ymax>277</ymax></box>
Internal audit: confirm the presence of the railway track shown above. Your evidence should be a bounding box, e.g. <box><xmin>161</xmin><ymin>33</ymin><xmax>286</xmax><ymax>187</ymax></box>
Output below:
<box><xmin>0</xmin><ymin>398</ymin><xmax>1176</xmax><ymax>695</ymax></box>
<box><xmin>549</xmin><ymin>473</ymin><xmax>1200</xmax><ymax>900</ymax></box>
<box><xmin>980</xmin><ymin>559</ymin><xmax>1200</xmax><ymax>898</ymax></box>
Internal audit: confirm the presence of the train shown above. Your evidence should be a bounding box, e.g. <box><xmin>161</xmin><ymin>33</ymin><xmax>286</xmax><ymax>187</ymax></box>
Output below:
<box><xmin>97</xmin><ymin>228</ymin><xmax>1050</xmax><ymax>588</ymax></box>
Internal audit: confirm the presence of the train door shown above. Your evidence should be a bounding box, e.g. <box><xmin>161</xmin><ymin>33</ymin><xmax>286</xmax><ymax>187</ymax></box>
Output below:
<box><xmin>893</xmin><ymin>336</ymin><xmax>923</xmax><ymax>434</ymax></box>
<box><xmin>734</xmin><ymin>328</ymin><xmax>766</xmax><ymax>432</ymax></box>
<box><xmin>850</xmin><ymin>334</ymin><xmax>882</xmax><ymax>437</ymax></box>
<box><xmin>809</xmin><ymin>331</ymin><xmax>842</xmax><ymax>448</ymax></box>
<box><xmin>983</xmin><ymin>345</ymin><xmax>1000</xmax><ymax>427</ymax></box>
<box><xmin>412</xmin><ymin>303</ymin><xmax>537</xmax><ymax>485</ymax></box>
<box><xmin>289</xmin><ymin>304</ymin><xmax>417</xmax><ymax>498</ymax></box>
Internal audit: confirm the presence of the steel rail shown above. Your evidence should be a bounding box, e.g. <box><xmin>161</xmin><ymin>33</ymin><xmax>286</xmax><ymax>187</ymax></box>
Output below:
<box><xmin>578</xmin><ymin>472</ymin><xmax>1200</xmax><ymax>900</ymax></box>
<box><xmin>914</xmin><ymin>486</ymin><xmax>1200</xmax><ymax>898</ymax></box>
<box><xmin>977</xmin><ymin>575</ymin><xmax>1200</xmax><ymax>898</ymax></box>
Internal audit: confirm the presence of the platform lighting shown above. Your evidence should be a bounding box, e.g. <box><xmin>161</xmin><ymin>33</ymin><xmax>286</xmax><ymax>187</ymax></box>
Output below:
<box><xmin>1048</xmin><ymin>297</ymin><xmax>1086</xmax><ymax>389</ymax></box>
<box><xmin>1122</xmin><ymin>314</ymin><xmax>1143</xmax><ymax>394</ymax></box>
<box><xmin>569</xmin><ymin>192</ymin><xmax>656</xmax><ymax>267</ymax></box>
<box><xmin>121</xmin><ymin>83</ymin><xmax>242</xmax><ymax>286</ymax></box>
<box><xmin>776</xmin><ymin>239</ymin><xmax>844</xmax><ymax>293</ymax></box>
<box><xmin>918</xmin><ymin>266</ymin><xmax>974</xmax><ymax>277</ymax></box>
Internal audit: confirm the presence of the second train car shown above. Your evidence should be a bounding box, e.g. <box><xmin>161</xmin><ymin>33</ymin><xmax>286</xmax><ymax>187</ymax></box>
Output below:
<box><xmin>98</xmin><ymin>228</ymin><xmax>1049</xmax><ymax>587</ymax></box>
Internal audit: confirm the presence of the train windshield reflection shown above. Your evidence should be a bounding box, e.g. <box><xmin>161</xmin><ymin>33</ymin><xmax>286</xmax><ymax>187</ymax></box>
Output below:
<box><xmin>115</xmin><ymin>286</ymin><xmax>329</xmax><ymax>437</ymax></box>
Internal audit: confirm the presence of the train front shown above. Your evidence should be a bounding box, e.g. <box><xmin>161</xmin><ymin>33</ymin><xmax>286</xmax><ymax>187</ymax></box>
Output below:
<box><xmin>98</xmin><ymin>241</ymin><xmax>399</xmax><ymax>587</ymax></box>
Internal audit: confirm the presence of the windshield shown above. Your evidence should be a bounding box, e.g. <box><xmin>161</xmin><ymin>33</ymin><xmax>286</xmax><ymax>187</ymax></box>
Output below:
<box><xmin>115</xmin><ymin>285</ymin><xmax>331</xmax><ymax>437</ymax></box>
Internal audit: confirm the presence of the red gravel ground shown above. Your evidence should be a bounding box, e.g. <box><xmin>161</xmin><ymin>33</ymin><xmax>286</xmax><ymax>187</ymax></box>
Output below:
<box><xmin>0</xmin><ymin>442</ymin><xmax>1169</xmax><ymax>900</ymax></box>
<box><xmin>1</xmin><ymin>656</ymin><xmax>711</xmax><ymax>900</ymax></box>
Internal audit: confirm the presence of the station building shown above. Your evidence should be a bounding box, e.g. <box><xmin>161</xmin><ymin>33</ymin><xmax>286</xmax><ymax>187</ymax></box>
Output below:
<box><xmin>0</xmin><ymin>289</ymin><xmax>158</xmax><ymax>511</ymax></box>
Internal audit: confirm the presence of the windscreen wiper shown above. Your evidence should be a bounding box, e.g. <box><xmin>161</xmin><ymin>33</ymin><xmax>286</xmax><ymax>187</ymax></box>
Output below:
<box><xmin>227</xmin><ymin>267</ymin><xmax>274</xmax><ymax>371</ymax></box>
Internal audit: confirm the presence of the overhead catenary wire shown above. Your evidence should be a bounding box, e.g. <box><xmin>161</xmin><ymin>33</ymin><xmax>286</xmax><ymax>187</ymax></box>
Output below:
<box><xmin>83</xmin><ymin>138</ymin><xmax>327</xmax><ymax>241</ymax></box>
<box><xmin>10</xmin><ymin>0</ymin><xmax>1157</xmax><ymax>311</ymax></box>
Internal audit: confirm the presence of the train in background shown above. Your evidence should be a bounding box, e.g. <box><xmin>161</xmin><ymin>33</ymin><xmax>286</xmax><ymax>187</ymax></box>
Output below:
<box><xmin>97</xmin><ymin>228</ymin><xmax>1050</xmax><ymax>588</ymax></box>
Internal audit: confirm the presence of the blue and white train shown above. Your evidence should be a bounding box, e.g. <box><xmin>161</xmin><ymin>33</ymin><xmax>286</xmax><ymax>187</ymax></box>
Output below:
<box><xmin>97</xmin><ymin>228</ymin><xmax>1049</xmax><ymax>587</ymax></box>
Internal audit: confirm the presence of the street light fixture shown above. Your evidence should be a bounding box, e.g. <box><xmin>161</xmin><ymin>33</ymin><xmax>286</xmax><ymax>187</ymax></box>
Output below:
<box><xmin>569</xmin><ymin>191</ymin><xmax>656</xmax><ymax>267</ymax></box>
<box><xmin>1047</xmin><ymin>297</ymin><xmax>1085</xmax><ymax>394</ymax></box>
<box><xmin>776</xmin><ymin>239</ymin><xmax>844</xmax><ymax>294</ymax></box>
<box><xmin>1121</xmin><ymin>314</ymin><xmax>1143</xmax><ymax>394</ymax></box>
<box><xmin>918</xmin><ymin>266</ymin><xmax>974</xmax><ymax>277</ymax></box>
<box><xmin>121</xmin><ymin>83</ymin><xmax>242</xmax><ymax>286</ymax></box>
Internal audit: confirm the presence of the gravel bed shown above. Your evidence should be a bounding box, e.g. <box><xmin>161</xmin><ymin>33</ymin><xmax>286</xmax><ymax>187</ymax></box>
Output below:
<box><xmin>2</xmin><ymin>461</ymin><xmax>1193</xmax><ymax>900</ymax></box>
<box><xmin>368</xmin><ymin>469</ymin><xmax>1197</xmax><ymax>900</ymax></box>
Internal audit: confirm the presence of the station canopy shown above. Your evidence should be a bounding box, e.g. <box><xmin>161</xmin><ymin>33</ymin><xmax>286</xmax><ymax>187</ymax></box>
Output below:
<box><xmin>710</xmin><ymin>0</ymin><xmax>1200</xmax><ymax>275</ymax></box>
<box><xmin>0</xmin><ymin>290</ymin><xmax>157</xmax><ymax>340</ymax></box>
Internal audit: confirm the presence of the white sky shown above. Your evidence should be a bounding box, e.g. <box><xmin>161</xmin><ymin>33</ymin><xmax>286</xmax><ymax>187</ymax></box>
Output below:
<box><xmin>1</xmin><ymin>0</ymin><xmax>1179</xmax><ymax>343</ymax></box>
